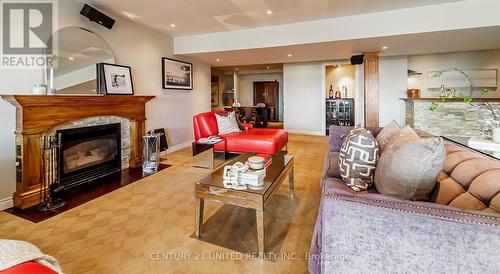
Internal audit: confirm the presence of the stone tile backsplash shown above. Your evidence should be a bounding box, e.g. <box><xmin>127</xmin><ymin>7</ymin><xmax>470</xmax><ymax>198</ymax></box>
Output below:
<box><xmin>406</xmin><ymin>101</ymin><xmax>500</xmax><ymax>137</ymax></box>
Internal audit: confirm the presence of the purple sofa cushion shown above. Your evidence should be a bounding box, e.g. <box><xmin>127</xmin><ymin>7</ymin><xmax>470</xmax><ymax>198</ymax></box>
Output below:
<box><xmin>323</xmin><ymin>151</ymin><xmax>341</xmax><ymax>180</ymax></box>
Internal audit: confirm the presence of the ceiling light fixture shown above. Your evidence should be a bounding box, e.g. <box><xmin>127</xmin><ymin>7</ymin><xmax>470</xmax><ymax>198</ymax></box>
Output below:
<box><xmin>266</xmin><ymin>66</ymin><xmax>270</xmax><ymax>69</ymax></box>
<box><xmin>216</xmin><ymin>59</ymin><xmax>220</xmax><ymax>62</ymax></box>
<box><xmin>68</xmin><ymin>57</ymin><xmax>75</xmax><ymax>61</ymax></box>
<box><xmin>235</xmin><ymin>68</ymin><xmax>239</xmax><ymax>71</ymax></box>
<box><xmin>382</xmin><ymin>46</ymin><xmax>389</xmax><ymax>50</ymax></box>
<box><xmin>266</xmin><ymin>10</ymin><xmax>273</xmax><ymax>15</ymax></box>
<box><xmin>170</xmin><ymin>24</ymin><xmax>176</xmax><ymax>28</ymax></box>
<box><xmin>287</xmin><ymin>53</ymin><xmax>292</xmax><ymax>57</ymax></box>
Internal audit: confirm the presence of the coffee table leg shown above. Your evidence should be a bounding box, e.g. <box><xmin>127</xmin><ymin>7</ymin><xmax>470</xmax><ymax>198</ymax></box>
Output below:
<box><xmin>289</xmin><ymin>166</ymin><xmax>294</xmax><ymax>198</ymax></box>
<box><xmin>256</xmin><ymin>210</ymin><xmax>265</xmax><ymax>255</ymax></box>
<box><xmin>195</xmin><ymin>197</ymin><xmax>204</xmax><ymax>238</ymax></box>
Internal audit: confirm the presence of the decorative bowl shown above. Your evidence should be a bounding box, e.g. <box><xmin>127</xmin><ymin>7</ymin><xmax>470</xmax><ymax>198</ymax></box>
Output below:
<box><xmin>247</xmin><ymin>156</ymin><xmax>265</xmax><ymax>170</ymax></box>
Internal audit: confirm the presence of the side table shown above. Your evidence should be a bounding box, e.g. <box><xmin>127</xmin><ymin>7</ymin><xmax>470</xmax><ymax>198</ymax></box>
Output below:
<box><xmin>192</xmin><ymin>139</ymin><xmax>226</xmax><ymax>169</ymax></box>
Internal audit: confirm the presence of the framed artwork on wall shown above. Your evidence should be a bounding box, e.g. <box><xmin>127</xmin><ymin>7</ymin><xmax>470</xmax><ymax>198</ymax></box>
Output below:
<box><xmin>98</xmin><ymin>63</ymin><xmax>134</xmax><ymax>95</ymax></box>
<box><xmin>211</xmin><ymin>83</ymin><xmax>219</xmax><ymax>106</ymax></box>
<box><xmin>162</xmin><ymin>58</ymin><xmax>193</xmax><ymax>90</ymax></box>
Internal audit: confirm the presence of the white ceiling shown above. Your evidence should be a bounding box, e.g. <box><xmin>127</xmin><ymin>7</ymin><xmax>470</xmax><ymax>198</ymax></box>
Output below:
<box><xmin>200</xmin><ymin>26</ymin><xmax>500</xmax><ymax>67</ymax></box>
<box><xmin>81</xmin><ymin>0</ymin><xmax>461</xmax><ymax>36</ymax></box>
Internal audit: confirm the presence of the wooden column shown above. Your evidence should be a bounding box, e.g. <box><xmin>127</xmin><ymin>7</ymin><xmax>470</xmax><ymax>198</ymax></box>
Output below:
<box><xmin>364</xmin><ymin>52</ymin><xmax>380</xmax><ymax>128</ymax></box>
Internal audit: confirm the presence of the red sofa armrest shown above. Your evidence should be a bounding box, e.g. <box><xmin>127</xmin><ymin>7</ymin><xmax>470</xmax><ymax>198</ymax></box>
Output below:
<box><xmin>1</xmin><ymin>261</ymin><xmax>57</xmax><ymax>274</ymax></box>
<box><xmin>241</xmin><ymin>123</ymin><xmax>254</xmax><ymax>130</ymax></box>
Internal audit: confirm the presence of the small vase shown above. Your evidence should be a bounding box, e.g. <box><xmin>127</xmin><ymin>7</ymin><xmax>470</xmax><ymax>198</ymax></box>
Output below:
<box><xmin>493</xmin><ymin>128</ymin><xmax>500</xmax><ymax>143</ymax></box>
<box><xmin>33</xmin><ymin>84</ymin><xmax>47</xmax><ymax>95</ymax></box>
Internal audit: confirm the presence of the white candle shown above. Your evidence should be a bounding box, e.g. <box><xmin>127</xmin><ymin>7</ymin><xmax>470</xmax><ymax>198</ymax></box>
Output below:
<box><xmin>49</xmin><ymin>66</ymin><xmax>54</xmax><ymax>89</ymax></box>
<box><xmin>43</xmin><ymin>60</ymin><xmax>48</xmax><ymax>86</ymax></box>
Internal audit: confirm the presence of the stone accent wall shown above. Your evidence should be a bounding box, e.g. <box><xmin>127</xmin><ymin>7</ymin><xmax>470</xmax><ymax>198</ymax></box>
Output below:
<box><xmin>406</xmin><ymin>101</ymin><xmax>500</xmax><ymax>137</ymax></box>
<box><xmin>47</xmin><ymin>116</ymin><xmax>131</xmax><ymax>170</ymax></box>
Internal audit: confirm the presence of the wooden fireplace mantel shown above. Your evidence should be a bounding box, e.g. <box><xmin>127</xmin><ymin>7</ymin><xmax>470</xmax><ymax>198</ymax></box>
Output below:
<box><xmin>1</xmin><ymin>95</ymin><xmax>155</xmax><ymax>209</ymax></box>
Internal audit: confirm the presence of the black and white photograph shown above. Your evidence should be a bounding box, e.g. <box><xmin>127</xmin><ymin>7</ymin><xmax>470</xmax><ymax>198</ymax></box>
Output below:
<box><xmin>100</xmin><ymin>63</ymin><xmax>134</xmax><ymax>95</ymax></box>
<box><xmin>162</xmin><ymin>58</ymin><xmax>193</xmax><ymax>90</ymax></box>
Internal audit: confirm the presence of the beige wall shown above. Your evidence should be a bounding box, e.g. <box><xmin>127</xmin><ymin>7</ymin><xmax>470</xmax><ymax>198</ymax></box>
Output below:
<box><xmin>408</xmin><ymin>49</ymin><xmax>500</xmax><ymax>98</ymax></box>
<box><xmin>325</xmin><ymin>65</ymin><xmax>355</xmax><ymax>98</ymax></box>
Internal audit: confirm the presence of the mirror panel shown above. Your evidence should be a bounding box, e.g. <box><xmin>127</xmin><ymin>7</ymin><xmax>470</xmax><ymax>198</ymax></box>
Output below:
<box><xmin>51</xmin><ymin>27</ymin><xmax>115</xmax><ymax>94</ymax></box>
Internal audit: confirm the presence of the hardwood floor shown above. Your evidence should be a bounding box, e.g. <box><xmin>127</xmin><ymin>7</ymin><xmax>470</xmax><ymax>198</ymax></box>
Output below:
<box><xmin>5</xmin><ymin>164</ymin><xmax>171</xmax><ymax>223</ymax></box>
<box><xmin>0</xmin><ymin>134</ymin><xmax>328</xmax><ymax>274</ymax></box>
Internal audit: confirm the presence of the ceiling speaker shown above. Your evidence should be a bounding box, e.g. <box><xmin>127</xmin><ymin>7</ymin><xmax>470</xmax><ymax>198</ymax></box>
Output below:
<box><xmin>80</xmin><ymin>4</ymin><xmax>115</xmax><ymax>30</ymax></box>
<box><xmin>350</xmin><ymin>54</ymin><xmax>364</xmax><ymax>65</ymax></box>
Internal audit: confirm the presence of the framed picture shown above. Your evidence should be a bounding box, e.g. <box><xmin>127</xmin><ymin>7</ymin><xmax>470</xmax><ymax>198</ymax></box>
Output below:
<box><xmin>211</xmin><ymin>83</ymin><xmax>219</xmax><ymax>106</ymax></box>
<box><xmin>162</xmin><ymin>58</ymin><xmax>193</xmax><ymax>90</ymax></box>
<box><xmin>100</xmin><ymin>63</ymin><xmax>134</xmax><ymax>95</ymax></box>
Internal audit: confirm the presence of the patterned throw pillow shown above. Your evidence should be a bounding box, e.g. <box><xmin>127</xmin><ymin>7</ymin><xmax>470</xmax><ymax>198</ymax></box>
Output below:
<box><xmin>339</xmin><ymin>126</ymin><xmax>380</xmax><ymax>191</ymax></box>
<box><xmin>215</xmin><ymin>112</ymin><xmax>241</xmax><ymax>135</ymax></box>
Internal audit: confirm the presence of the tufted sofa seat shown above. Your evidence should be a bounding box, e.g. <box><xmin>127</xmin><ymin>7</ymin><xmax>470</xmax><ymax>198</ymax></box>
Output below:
<box><xmin>310</xmin><ymin>126</ymin><xmax>500</xmax><ymax>274</ymax></box>
<box><xmin>431</xmin><ymin>143</ymin><xmax>500</xmax><ymax>213</ymax></box>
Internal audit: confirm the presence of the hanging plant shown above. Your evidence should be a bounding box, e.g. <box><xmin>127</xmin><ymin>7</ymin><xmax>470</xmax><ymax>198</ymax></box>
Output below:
<box><xmin>429</xmin><ymin>68</ymin><xmax>490</xmax><ymax>111</ymax></box>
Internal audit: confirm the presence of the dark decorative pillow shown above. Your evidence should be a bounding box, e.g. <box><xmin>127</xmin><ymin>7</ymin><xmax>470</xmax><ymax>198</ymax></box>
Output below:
<box><xmin>339</xmin><ymin>126</ymin><xmax>380</xmax><ymax>191</ymax></box>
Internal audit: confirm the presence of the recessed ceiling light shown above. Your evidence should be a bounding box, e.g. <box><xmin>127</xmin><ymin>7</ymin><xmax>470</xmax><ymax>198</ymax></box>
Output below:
<box><xmin>287</xmin><ymin>53</ymin><xmax>292</xmax><ymax>57</ymax></box>
<box><xmin>266</xmin><ymin>10</ymin><xmax>273</xmax><ymax>15</ymax></box>
<box><xmin>382</xmin><ymin>46</ymin><xmax>389</xmax><ymax>50</ymax></box>
<box><xmin>235</xmin><ymin>68</ymin><xmax>239</xmax><ymax>71</ymax></box>
<box><xmin>68</xmin><ymin>57</ymin><xmax>75</xmax><ymax>61</ymax></box>
<box><xmin>170</xmin><ymin>24</ymin><xmax>176</xmax><ymax>28</ymax></box>
<box><xmin>216</xmin><ymin>58</ymin><xmax>220</xmax><ymax>62</ymax></box>
<box><xmin>266</xmin><ymin>66</ymin><xmax>270</xmax><ymax>69</ymax></box>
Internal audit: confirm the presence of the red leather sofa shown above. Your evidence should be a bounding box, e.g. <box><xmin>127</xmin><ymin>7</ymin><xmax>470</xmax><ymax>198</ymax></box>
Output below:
<box><xmin>0</xmin><ymin>262</ymin><xmax>56</xmax><ymax>274</ymax></box>
<box><xmin>193</xmin><ymin>111</ymin><xmax>288</xmax><ymax>154</ymax></box>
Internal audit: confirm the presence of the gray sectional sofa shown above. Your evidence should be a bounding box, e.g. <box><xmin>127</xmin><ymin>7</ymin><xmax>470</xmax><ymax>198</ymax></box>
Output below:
<box><xmin>309</xmin><ymin>126</ymin><xmax>500</xmax><ymax>274</ymax></box>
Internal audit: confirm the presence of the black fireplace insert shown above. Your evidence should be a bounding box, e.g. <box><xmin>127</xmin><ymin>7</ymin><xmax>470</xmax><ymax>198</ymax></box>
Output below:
<box><xmin>57</xmin><ymin>123</ymin><xmax>122</xmax><ymax>189</ymax></box>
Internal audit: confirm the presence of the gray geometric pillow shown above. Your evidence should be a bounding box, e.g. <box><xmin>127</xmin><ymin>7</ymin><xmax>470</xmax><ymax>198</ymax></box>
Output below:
<box><xmin>339</xmin><ymin>126</ymin><xmax>380</xmax><ymax>191</ymax></box>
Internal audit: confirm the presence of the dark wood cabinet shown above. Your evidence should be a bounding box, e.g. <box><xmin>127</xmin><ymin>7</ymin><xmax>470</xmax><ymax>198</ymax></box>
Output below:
<box><xmin>326</xmin><ymin>98</ymin><xmax>355</xmax><ymax>135</ymax></box>
<box><xmin>253</xmin><ymin>81</ymin><xmax>279</xmax><ymax>121</ymax></box>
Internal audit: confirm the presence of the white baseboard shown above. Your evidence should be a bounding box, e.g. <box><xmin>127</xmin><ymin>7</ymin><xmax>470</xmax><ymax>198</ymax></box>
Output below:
<box><xmin>287</xmin><ymin>130</ymin><xmax>325</xmax><ymax>136</ymax></box>
<box><xmin>166</xmin><ymin>140</ymin><xmax>193</xmax><ymax>154</ymax></box>
<box><xmin>0</xmin><ymin>197</ymin><xmax>13</xmax><ymax>211</ymax></box>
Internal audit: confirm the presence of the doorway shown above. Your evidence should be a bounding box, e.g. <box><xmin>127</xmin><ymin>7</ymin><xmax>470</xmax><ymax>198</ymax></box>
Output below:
<box><xmin>321</xmin><ymin>62</ymin><xmax>365</xmax><ymax>135</ymax></box>
<box><xmin>253</xmin><ymin>81</ymin><xmax>279</xmax><ymax>122</ymax></box>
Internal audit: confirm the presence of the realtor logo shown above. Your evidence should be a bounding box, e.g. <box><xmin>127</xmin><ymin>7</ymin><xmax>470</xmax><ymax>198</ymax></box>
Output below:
<box><xmin>2</xmin><ymin>1</ymin><xmax>53</xmax><ymax>54</ymax></box>
<box><xmin>1</xmin><ymin>0</ymin><xmax>57</xmax><ymax>69</ymax></box>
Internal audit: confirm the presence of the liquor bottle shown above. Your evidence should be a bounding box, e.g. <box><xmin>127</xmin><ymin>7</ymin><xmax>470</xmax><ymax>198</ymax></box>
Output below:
<box><xmin>439</xmin><ymin>85</ymin><xmax>446</xmax><ymax>98</ymax></box>
<box><xmin>335</xmin><ymin>86</ymin><xmax>341</xmax><ymax>99</ymax></box>
<box><xmin>328</xmin><ymin>85</ymin><xmax>334</xmax><ymax>99</ymax></box>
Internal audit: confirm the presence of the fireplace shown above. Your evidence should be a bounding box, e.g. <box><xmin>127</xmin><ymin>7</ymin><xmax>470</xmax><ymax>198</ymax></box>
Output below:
<box><xmin>57</xmin><ymin>123</ymin><xmax>122</xmax><ymax>189</ymax></box>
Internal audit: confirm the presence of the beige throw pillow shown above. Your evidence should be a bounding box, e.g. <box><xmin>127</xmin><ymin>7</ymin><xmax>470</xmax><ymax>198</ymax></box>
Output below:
<box><xmin>376</xmin><ymin>120</ymin><xmax>401</xmax><ymax>152</ymax></box>
<box><xmin>215</xmin><ymin>112</ymin><xmax>241</xmax><ymax>135</ymax></box>
<box><xmin>375</xmin><ymin>127</ymin><xmax>445</xmax><ymax>201</ymax></box>
<box><xmin>339</xmin><ymin>126</ymin><xmax>380</xmax><ymax>191</ymax></box>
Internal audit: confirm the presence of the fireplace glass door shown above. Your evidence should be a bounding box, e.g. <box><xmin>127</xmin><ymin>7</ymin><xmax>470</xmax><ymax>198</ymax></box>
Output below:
<box><xmin>57</xmin><ymin>123</ymin><xmax>122</xmax><ymax>189</ymax></box>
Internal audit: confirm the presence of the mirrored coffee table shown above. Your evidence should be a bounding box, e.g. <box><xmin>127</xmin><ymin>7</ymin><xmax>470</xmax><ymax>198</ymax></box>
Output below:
<box><xmin>194</xmin><ymin>152</ymin><xmax>294</xmax><ymax>255</ymax></box>
<box><xmin>192</xmin><ymin>139</ymin><xmax>226</xmax><ymax>169</ymax></box>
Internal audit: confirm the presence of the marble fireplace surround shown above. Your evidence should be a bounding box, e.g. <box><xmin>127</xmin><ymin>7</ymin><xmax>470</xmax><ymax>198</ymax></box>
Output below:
<box><xmin>1</xmin><ymin>95</ymin><xmax>155</xmax><ymax>209</ymax></box>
